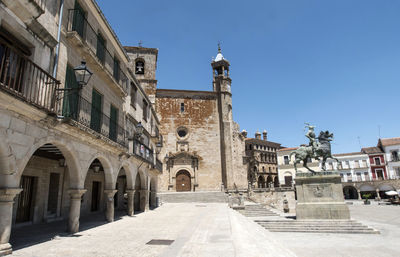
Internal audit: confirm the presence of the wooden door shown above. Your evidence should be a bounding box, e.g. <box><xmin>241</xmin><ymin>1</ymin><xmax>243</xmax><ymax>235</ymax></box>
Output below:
<box><xmin>176</xmin><ymin>170</ymin><xmax>191</xmax><ymax>192</ymax></box>
<box><xmin>16</xmin><ymin>176</ymin><xmax>35</xmax><ymax>223</ymax></box>
<box><xmin>91</xmin><ymin>181</ymin><xmax>101</xmax><ymax>212</ymax></box>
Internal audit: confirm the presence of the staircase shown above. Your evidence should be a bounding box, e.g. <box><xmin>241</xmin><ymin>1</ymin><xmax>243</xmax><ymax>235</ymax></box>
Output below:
<box><xmin>158</xmin><ymin>191</ymin><xmax>228</xmax><ymax>203</ymax></box>
<box><xmin>238</xmin><ymin>204</ymin><xmax>279</xmax><ymax>217</ymax></box>
<box><xmin>255</xmin><ymin>220</ymin><xmax>379</xmax><ymax>234</ymax></box>
<box><xmin>235</xmin><ymin>204</ymin><xmax>379</xmax><ymax>234</ymax></box>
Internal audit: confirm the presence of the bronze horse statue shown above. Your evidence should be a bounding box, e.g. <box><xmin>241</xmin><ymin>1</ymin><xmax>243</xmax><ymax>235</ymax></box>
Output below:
<box><xmin>290</xmin><ymin>131</ymin><xmax>339</xmax><ymax>174</ymax></box>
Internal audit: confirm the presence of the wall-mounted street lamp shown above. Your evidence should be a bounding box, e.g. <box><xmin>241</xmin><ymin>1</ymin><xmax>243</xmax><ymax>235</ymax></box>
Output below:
<box><xmin>74</xmin><ymin>61</ymin><xmax>93</xmax><ymax>87</ymax></box>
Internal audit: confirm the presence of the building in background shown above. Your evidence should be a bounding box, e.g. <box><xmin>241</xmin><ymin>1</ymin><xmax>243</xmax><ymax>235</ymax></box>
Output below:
<box><xmin>244</xmin><ymin>130</ymin><xmax>281</xmax><ymax>188</ymax></box>
<box><xmin>378</xmin><ymin>137</ymin><xmax>400</xmax><ymax>180</ymax></box>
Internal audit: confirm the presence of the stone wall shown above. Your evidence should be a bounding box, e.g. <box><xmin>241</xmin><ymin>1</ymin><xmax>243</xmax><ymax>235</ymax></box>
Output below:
<box><xmin>248</xmin><ymin>189</ymin><xmax>296</xmax><ymax>214</ymax></box>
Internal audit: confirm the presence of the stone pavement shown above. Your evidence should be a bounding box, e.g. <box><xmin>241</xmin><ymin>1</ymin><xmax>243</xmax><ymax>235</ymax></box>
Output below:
<box><xmin>11</xmin><ymin>203</ymin><xmax>295</xmax><ymax>257</ymax></box>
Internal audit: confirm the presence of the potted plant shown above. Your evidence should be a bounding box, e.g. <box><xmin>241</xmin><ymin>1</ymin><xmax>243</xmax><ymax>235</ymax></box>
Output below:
<box><xmin>363</xmin><ymin>193</ymin><xmax>372</xmax><ymax>205</ymax></box>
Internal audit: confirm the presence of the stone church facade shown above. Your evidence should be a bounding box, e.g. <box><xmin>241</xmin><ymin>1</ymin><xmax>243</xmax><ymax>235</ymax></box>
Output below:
<box><xmin>125</xmin><ymin>46</ymin><xmax>248</xmax><ymax>192</ymax></box>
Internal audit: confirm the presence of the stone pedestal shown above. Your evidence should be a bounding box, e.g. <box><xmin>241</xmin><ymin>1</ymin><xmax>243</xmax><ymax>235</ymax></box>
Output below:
<box><xmin>68</xmin><ymin>189</ymin><xmax>86</xmax><ymax>233</ymax></box>
<box><xmin>126</xmin><ymin>189</ymin><xmax>135</xmax><ymax>216</ymax></box>
<box><xmin>295</xmin><ymin>172</ymin><xmax>350</xmax><ymax>220</ymax></box>
<box><xmin>0</xmin><ymin>188</ymin><xmax>22</xmax><ymax>256</ymax></box>
<box><xmin>104</xmin><ymin>190</ymin><xmax>117</xmax><ymax>222</ymax></box>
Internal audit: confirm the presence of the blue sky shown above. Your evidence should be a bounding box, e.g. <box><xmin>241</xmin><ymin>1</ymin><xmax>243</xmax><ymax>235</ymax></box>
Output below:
<box><xmin>96</xmin><ymin>0</ymin><xmax>400</xmax><ymax>153</ymax></box>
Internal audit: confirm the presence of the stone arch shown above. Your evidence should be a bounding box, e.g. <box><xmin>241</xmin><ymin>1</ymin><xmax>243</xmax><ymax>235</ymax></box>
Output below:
<box><xmin>84</xmin><ymin>153</ymin><xmax>114</xmax><ymax>189</ymax></box>
<box><xmin>343</xmin><ymin>186</ymin><xmax>358</xmax><ymax>199</ymax></box>
<box><xmin>266</xmin><ymin>175</ymin><xmax>273</xmax><ymax>188</ymax></box>
<box><xmin>257</xmin><ymin>175</ymin><xmax>265</xmax><ymax>188</ymax></box>
<box><xmin>14</xmin><ymin>137</ymin><xmax>81</xmax><ymax>188</ymax></box>
<box><xmin>273</xmin><ymin>176</ymin><xmax>279</xmax><ymax>187</ymax></box>
<box><xmin>116</xmin><ymin>161</ymin><xmax>135</xmax><ymax>189</ymax></box>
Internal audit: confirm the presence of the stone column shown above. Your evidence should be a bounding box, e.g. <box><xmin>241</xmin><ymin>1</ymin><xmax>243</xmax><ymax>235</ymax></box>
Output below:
<box><xmin>68</xmin><ymin>189</ymin><xmax>86</xmax><ymax>233</ymax></box>
<box><xmin>139</xmin><ymin>190</ymin><xmax>149</xmax><ymax>212</ymax></box>
<box><xmin>104</xmin><ymin>190</ymin><xmax>117</xmax><ymax>222</ymax></box>
<box><xmin>0</xmin><ymin>188</ymin><xmax>22</xmax><ymax>256</ymax></box>
<box><xmin>125</xmin><ymin>189</ymin><xmax>135</xmax><ymax>216</ymax></box>
<box><xmin>357</xmin><ymin>189</ymin><xmax>362</xmax><ymax>200</ymax></box>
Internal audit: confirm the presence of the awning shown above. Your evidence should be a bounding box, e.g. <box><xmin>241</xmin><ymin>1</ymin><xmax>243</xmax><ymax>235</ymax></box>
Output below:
<box><xmin>385</xmin><ymin>191</ymin><xmax>399</xmax><ymax>196</ymax></box>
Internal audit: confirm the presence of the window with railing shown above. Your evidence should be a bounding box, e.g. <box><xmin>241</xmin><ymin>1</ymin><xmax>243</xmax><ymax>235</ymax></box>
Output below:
<box><xmin>0</xmin><ymin>36</ymin><xmax>60</xmax><ymax>113</ymax></box>
<box><xmin>96</xmin><ymin>33</ymin><xmax>106</xmax><ymax>64</ymax></box>
<box><xmin>392</xmin><ymin>151</ymin><xmax>399</xmax><ymax>162</ymax></box>
<box><xmin>132</xmin><ymin>139</ymin><xmax>154</xmax><ymax>164</ymax></box>
<box><xmin>130</xmin><ymin>82</ymin><xmax>137</xmax><ymax>107</ymax></box>
<box><xmin>374</xmin><ymin>157</ymin><xmax>381</xmax><ymax>165</ymax></box>
<box><xmin>143</xmin><ymin>100</ymin><xmax>148</xmax><ymax>121</ymax></box>
<box><xmin>90</xmin><ymin>89</ymin><xmax>102</xmax><ymax>133</ymax></box>
<box><xmin>284</xmin><ymin>156</ymin><xmax>289</xmax><ymax>165</ymax></box>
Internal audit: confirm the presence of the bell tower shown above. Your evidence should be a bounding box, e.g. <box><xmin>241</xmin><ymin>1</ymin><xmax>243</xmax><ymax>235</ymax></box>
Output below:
<box><xmin>212</xmin><ymin>44</ymin><xmax>232</xmax><ymax>93</ymax></box>
<box><xmin>212</xmin><ymin>44</ymin><xmax>234</xmax><ymax>190</ymax></box>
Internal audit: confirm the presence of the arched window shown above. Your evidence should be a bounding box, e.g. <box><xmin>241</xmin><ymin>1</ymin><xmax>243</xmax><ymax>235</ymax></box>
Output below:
<box><xmin>135</xmin><ymin>60</ymin><xmax>144</xmax><ymax>74</ymax></box>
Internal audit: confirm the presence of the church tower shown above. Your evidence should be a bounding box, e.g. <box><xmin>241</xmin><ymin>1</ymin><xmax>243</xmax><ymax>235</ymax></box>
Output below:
<box><xmin>212</xmin><ymin>45</ymin><xmax>234</xmax><ymax>189</ymax></box>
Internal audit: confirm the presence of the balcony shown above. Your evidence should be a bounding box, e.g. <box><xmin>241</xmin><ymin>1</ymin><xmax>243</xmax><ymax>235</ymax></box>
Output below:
<box><xmin>56</xmin><ymin>93</ymin><xmax>127</xmax><ymax>148</ymax></box>
<box><xmin>131</xmin><ymin>139</ymin><xmax>154</xmax><ymax>164</ymax></box>
<box><xmin>0</xmin><ymin>42</ymin><xmax>60</xmax><ymax>113</ymax></box>
<box><xmin>66</xmin><ymin>9</ymin><xmax>128</xmax><ymax>96</ymax></box>
<box><xmin>2</xmin><ymin>0</ymin><xmax>45</xmax><ymax>20</ymax></box>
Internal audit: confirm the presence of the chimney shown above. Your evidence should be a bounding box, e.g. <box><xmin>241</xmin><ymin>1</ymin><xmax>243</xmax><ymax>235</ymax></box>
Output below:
<box><xmin>255</xmin><ymin>131</ymin><xmax>261</xmax><ymax>140</ymax></box>
<box><xmin>241</xmin><ymin>129</ymin><xmax>247</xmax><ymax>138</ymax></box>
<box><xmin>263</xmin><ymin>130</ymin><xmax>267</xmax><ymax>141</ymax></box>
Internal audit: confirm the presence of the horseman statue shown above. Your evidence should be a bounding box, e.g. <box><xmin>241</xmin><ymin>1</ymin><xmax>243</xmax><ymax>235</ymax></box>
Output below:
<box><xmin>290</xmin><ymin>123</ymin><xmax>339</xmax><ymax>174</ymax></box>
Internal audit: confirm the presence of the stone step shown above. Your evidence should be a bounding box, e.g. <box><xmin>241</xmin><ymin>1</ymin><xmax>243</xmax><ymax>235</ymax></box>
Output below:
<box><xmin>158</xmin><ymin>191</ymin><xmax>228</xmax><ymax>203</ymax></box>
<box><xmin>255</xmin><ymin>220</ymin><xmax>379</xmax><ymax>234</ymax></box>
<box><xmin>266</xmin><ymin>228</ymin><xmax>379</xmax><ymax>234</ymax></box>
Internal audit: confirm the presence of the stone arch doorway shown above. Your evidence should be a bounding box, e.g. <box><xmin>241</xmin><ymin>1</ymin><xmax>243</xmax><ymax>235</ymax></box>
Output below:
<box><xmin>14</xmin><ymin>143</ymin><xmax>73</xmax><ymax>224</ymax></box>
<box><xmin>134</xmin><ymin>172</ymin><xmax>142</xmax><ymax>212</ymax></box>
<box><xmin>82</xmin><ymin>159</ymin><xmax>106</xmax><ymax>215</ymax></box>
<box><xmin>274</xmin><ymin>176</ymin><xmax>280</xmax><ymax>188</ymax></box>
<box><xmin>266</xmin><ymin>176</ymin><xmax>273</xmax><ymax>188</ymax></box>
<box><xmin>257</xmin><ymin>175</ymin><xmax>265</xmax><ymax>188</ymax></box>
<box><xmin>343</xmin><ymin>186</ymin><xmax>358</xmax><ymax>199</ymax></box>
<box><xmin>176</xmin><ymin>170</ymin><xmax>191</xmax><ymax>192</ymax></box>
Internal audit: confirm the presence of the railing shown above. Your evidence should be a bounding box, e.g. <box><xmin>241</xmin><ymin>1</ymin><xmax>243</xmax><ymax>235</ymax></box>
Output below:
<box><xmin>155</xmin><ymin>159</ymin><xmax>163</xmax><ymax>172</ymax></box>
<box><xmin>0</xmin><ymin>42</ymin><xmax>60</xmax><ymax>112</ymax></box>
<box><xmin>66</xmin><ymin>9</ymin><xmax>128</xmax><ymax>94</ymax></box>
<box><xmin>56</xmin><ymin>92</ymin><xmax>127</xmax><ymax>147</ymax></box>
<box><xmin>132</xmin><ymin>139</ymin><xmax>154</xmax><ymax>164</ymax></box>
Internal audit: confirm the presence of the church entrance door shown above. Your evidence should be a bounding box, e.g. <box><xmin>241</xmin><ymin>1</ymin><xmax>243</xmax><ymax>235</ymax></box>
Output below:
<box><xmin>176</xmin><ymin>170</ymin><xmax>191</xmax><ymax>192</ymax></box>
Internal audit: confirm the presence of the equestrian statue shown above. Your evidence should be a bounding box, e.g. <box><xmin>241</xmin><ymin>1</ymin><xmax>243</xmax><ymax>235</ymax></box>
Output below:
<box><xmin>290</xmin><ymin>123</ymin><xmax>339</xmax><ymax>174</ymax></box>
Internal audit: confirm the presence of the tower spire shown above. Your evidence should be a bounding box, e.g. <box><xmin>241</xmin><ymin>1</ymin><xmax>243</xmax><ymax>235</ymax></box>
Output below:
<box><xmin>218</xmin><ymin>42</ymin><xmax>221</xmax><ymax>53</ymax></box>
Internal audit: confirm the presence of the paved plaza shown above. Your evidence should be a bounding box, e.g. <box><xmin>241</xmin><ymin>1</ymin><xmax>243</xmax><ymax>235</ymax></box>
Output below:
<box><xmin>10</xmin><ymin>203</ymin><xmax>400</xmax><ymax>257</ymax></box>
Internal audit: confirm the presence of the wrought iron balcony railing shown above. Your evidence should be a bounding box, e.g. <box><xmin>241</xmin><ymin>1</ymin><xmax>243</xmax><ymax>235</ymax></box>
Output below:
<box><xmin>66</xmin><ymin>9</ymin><xmax>129</xmax><ymax>94</ymax></box>
<box><xmin>132</xmin><ymin>139</ymin><xmax>154</xmax><ymax>164</ymax></box>
<box><xmin>0</xmin><ymin>42</ymin><xmax>60</xmax><ymax>112</ymax></box>
<box><xmin>56</xmin><ymin>92</ymin><xmax>128</xmax><ymax>148</ymax></box>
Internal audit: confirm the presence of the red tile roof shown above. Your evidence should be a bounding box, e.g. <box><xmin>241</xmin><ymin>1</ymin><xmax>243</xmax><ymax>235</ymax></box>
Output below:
<box><xmin>277</xmin><ymin>147</ymin><xmax>298</xmax><ymax>152</ymax></box>
<box><xmin>361</xmin><ymin>147</ymin><xmax>383</xmax><ymax>154</ymax></box>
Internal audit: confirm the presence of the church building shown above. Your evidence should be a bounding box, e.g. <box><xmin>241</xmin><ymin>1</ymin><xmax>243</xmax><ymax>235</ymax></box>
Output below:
<box><xmin>125</xmin><ymin>46</ymin><xmax>248</xmax><ymax>192</ymax></box>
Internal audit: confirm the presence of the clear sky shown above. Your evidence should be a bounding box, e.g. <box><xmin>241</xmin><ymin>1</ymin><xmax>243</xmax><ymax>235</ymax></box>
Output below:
<box><xmin>96</xmin><ymin>0</ymin><xmax>400</xmax><ymax>153</ymax></box>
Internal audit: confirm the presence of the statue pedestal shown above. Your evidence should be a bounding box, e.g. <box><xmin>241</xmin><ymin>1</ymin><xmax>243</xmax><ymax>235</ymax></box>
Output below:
<box><xmin>295</xmin><ymin>172</ymin><xmax>350</xmax><ymax>220</ymax></box>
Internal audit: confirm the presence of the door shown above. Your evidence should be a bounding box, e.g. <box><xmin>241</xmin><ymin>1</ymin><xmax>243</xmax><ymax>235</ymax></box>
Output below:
<box><xmin>47</xmin><ymin>173</ymin><xmax>60</xmax><ymax>215</ymax></box>
<box><xmin>176</xmin><ymin>170</ymin><xmax>191</xmax><ymax>192</ymax></box>
<box><xmin>91</xmin><ymin>181</ymin><xmax>101</xmax><ymax>212</ymax></box>
<box><xmin>16</xmin><ymin>176</ymin><xmax>35</xmax><ymax>223</ymax></box>
<box><xmin>90</xmin><ymin>89</ymin><xmax>102</xmax><ymax>132</ymax></box>
<box><xmin>109</xmin><ymin>105</ymin><xmax>118</xmax><ymax>141</ymax></box>
<box><xmin>284</xmin><ymin>176</ymin><xmax>293</xmax><ymax>187</ymax></box>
